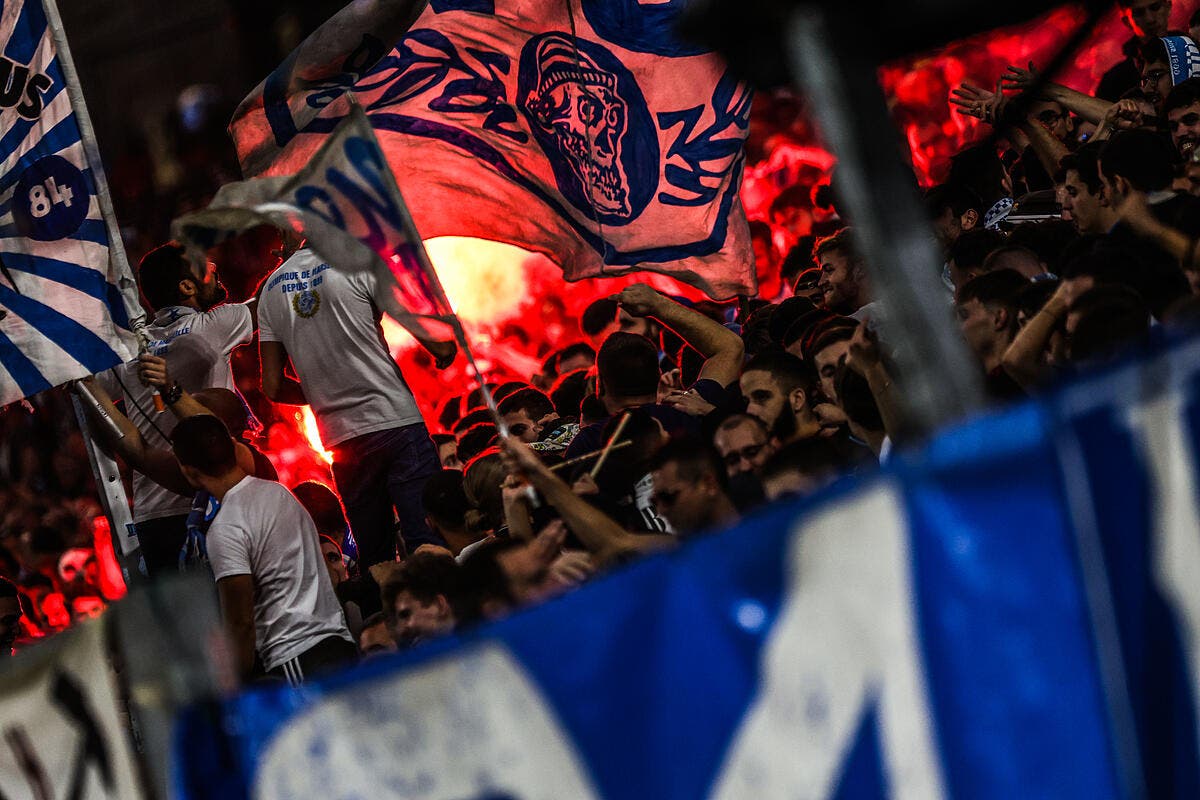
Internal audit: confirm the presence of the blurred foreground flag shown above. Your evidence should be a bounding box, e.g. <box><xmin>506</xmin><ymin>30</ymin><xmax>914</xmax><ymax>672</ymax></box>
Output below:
<box><xmin>0</xmin><ymin>617</ymin><xmax>144</xmax><ymax>800</ymax></box>
<box><xmin>174</xmin><ymin>102</ymin><xmax>454</xmax><ymax>339</ymax></box>
<box><xmin>172</xmin><ymin>330</ymin><xmax>1200</xmax><ymax>799</ymax></box>
<box><xmin>0</xmin><ymin>0</ymin><xmax>136</xmax><ymax>407</ymax></box>
<box><xmin>230</xmin><ymin>0</ymin><xmax>755</xmax><ymax>299</ymax></box>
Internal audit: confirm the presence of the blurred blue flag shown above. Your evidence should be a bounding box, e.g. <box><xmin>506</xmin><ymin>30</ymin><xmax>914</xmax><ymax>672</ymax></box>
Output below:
<box><xmin>173</xmin><ymin>332</ymin><xmax>1200</xmax><ymax>799</ymax></box>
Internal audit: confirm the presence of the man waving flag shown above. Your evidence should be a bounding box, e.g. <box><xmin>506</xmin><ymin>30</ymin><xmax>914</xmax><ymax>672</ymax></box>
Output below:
<box><xmin>231</xmin><ymin>0</ymin><xmax>756</xmax><ymax>300</ymax></box>
<box><xmin>0</xmin><ymin>0</ymin><xmax>138</xmax><ymax>407</ymax></box>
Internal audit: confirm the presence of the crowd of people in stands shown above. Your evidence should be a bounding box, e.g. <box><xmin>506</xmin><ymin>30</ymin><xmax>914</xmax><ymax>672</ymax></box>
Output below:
<box><xmin>2</xmin><ymin>0</ymin><xmax>1200</xmax><ymax>683</ymax></box>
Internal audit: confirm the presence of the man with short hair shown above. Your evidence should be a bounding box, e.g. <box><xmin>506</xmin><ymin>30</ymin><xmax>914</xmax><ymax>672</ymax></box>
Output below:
<box><xmin>498</xmin><ymin>388</ymin><xmax>558</xmax><ymax>444</ymax></box>
<box><xmin>171</xmin><ymin>415</ymin><xmax>354</xmax><ymax>684</ymax></box>
<box><xmin>99</xmin><ymin>243</ymin><xmax>256</xmax><ymax>577</ymax></box>
<box><xmin>1097</xmin><ymin>0</ymin><xmax>1173</xmax><ymax>101</ymax></box>
<box><xmin>807</xmin><ymin>324</ymin><xmax>859</xmax><ymax>406</ymax></box>
<box><xmin>713</xmin><ymin>414</ymin><xmax>776</xmax><ymax>478</ymax></box>
<box><xmin>649</xmin><ymin>438</ymin><xmax>739</xmax><ymax>536</ymax></box>
<box><xmin>982</xmin><ymin>245</ymin><xmax>1049</xmax><ymax>281</ymax></box>
<box><xmin>760</xmin><ymin>437</ymin><xmax>851</xmax><ymax>502</ymax></box>
<box><xmin>925</xmin><ymin>183</ymin><xmax>982</xmax><ymax>251</ymax></box>
<box><xmin>1165</xmin><ymin>77</ymin><xmax>1200</xmax><ymax>158</ymax></box>
<box><xmin>357</xmin><ymin>612</ymin><xmax>398</xmax><ymax>656</ymax></box>
<box><xmin>947</xmin><ymin>228</ymin><xmax>1008</xmax><ymax>291</ymax></box>
<box><xmin>814</xmin><ymin>229</ymin><xmax>871</xmax><ymax>317</ymax></box>
<box><xmin>258</xmin><ymin>248</ymin><xmax>450</xmax><ymax>567</ymax></box>
<box><xmin>382</xmin><ymin>552</ymin><xmax>459</xmax><ymax>646</ymax></box>
<box><xmin>565</xmin><ymin>284</ymin><xmax>744</xmax><ymax>458</ymax></box>
<box><xmin>1058</xmin><ymin>146</ymin><xmax>1119</xmax><ymax>235</ymax></box>
<box><xmin>956</xmin><ymin>270</ymin><xmax>1030</xmax><ymax>400</ymax></box>
<box><xmin>738</xmin><ymin>350</ymin><xmax>823</xmax><ymax>444</ymax></box>
<box><xmin>421</xmin><ymin>469</ymin><xmax>480</xmax><ymax>558</ymax></box>
<box><xmin>431</xmin><ymin>433</ymin><xmax>463</xmax><ymax>470</ymax></box>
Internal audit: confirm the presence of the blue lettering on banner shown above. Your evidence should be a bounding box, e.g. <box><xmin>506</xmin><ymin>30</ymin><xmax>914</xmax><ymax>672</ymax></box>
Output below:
<box><xmin>293</xmin><ymin>135</ymin><xmax>407</xmax><ymax>258</ymax></box>
<box><xmin>0</xmin><ymin>54</ymin><xmax>54</xmax><ymax>119</ymax></box>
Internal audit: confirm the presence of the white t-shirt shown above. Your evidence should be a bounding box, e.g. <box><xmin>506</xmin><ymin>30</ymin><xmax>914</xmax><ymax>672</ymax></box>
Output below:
<box><xmin>98</xmin><ymin>303</ymin><xmax>253</xmax><ymax>522</ymax></box>
<box><xmin>258</xmin><ymin>249</ymin><xmax>422</xmax><ymax>448</ymax></box>
<box><xmin>206</xmin><ymin>476</ymin><xmax>351</xmax><ymax>670</ymax></box>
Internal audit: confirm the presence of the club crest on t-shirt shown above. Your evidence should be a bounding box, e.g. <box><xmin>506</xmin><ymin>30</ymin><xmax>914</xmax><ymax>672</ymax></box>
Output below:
<box><xmin>292</xmin><ymin>288</ymin><xmax>321</xmax><ymax>318</ymax></box>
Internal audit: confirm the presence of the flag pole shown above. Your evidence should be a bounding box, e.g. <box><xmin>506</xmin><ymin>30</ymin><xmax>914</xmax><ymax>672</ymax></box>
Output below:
<box><xmin>44</xmin><ymin>0</ymin><xmax>146</xmax><ymax>576</ymax></box>
<box><xmin>43</xmin><ymin>0</ymin><xmax>145</xmax><ymax>336</ymax></box>
<box><xmin>349</xmin><ymin>101</ymin><xmax>508</xmax><ymax>436</ymax></box>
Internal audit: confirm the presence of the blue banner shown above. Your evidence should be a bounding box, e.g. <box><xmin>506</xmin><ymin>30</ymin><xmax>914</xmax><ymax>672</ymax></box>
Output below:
<box><xmin>172</xmin><ymin>330</ymin><xmax>1200</xmax><ymax>799</ymax></box>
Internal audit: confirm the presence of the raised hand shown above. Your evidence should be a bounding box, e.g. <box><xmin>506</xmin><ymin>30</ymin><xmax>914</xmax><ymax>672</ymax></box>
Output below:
<box><xmin>950</xmin><ymin>82</ymin><xmax>998</xmax><ymax>120</ymax></box>
<box><xmin>611</xmin><ymin>283</ymin><xmax>663</xmax><ymax>317</ymax></box>
<box><xmin>1001</xmin><ymin>62</ymin><xmax>1040</xmax><ymax>94</ymax></box>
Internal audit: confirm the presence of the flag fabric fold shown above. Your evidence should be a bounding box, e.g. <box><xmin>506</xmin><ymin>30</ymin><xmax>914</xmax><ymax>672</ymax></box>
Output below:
<box><xmin>231</xmin><ymin>0</ymin><xmax>755</xmax><ymax>300</ymax></box>
<box><xmin>0</xmin><ymin>0</ymin><xmax>137</xmax><ymax>407</ymax></box>
<box><xmin>174</xmin><ymin>103</ymin><xmax>454</xmax><ymax>341</ymax></box>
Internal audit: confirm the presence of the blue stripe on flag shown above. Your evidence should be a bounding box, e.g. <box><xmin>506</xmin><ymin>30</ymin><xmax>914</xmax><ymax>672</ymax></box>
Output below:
<box><xmin>4</xmin><ymin>0</ymin><xmax>47</xmax><ymax>64</ymax></box>
<box><xmin>1</xmin><ymin>250</ymin><xmax>110</xmax><ymax>304</ymax></box>
<box><xmin>0</xmin><ymin>114</ymin><xmax>82</xmax><ymax>197</ymax></box>
<box><xmin>0</xmin><ymin>326</ymin><xmax>52</xmax><ymax>398</ymax></box>
<box><xmin>0</xmin><ymin>282</ymin><xmax>122</xmax><ymax>373</ymax></box>
<box><xmin>70</xmin><ymin>218</ymin><xmax>108</xmax><ymax>246</ymax></box>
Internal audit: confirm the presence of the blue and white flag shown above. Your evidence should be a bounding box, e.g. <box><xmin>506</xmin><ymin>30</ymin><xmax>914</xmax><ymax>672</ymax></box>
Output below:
<box><xmin>171</xmin><ymin>330</ymin><xmax>1200</xmax><ymax>799</ymax></box>
<box><xmin>0</xmin><ymin>0</ymin><xmax>136</xmax><ymax>407</ymax></box>
<box><xmin>174</xmin><ymin>102</ymin><xmax>454</xmax><ymax>340</ymax></box>
<box><xmin>231</xmin><ymin>0</ymin><xmax>756</xmax><ymax>300</ymax></box>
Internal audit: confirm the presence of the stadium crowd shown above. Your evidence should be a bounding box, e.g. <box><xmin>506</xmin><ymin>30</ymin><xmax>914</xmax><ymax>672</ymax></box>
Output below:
<box><xmin>3</xmin><ymin>0</ymin><xmax>1200</xmax><ymax>682</ymax></box>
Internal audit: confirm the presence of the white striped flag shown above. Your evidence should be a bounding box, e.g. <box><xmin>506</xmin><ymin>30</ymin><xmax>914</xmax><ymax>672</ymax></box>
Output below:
<box><xmin>0</xmin><ymin>0</ymin><xmax>137</xmax><ymax>407</ymax></box>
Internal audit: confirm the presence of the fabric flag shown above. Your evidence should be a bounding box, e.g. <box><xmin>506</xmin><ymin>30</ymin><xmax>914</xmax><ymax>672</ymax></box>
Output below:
<box><xmin>0</xmin><ymin>615</ymin><xmax>145</xmax><ymax>800</ymax></box>
<box><xmin>231</xmin><ymin>0</ymin><xmax>755</xmax><ymax>300</ymax></box>
<box><xmin>0</xmin><ymin>0</ymin><xmax>137</xmax><ymax>407</ymax></box>
<box><xmin>171</xmin><ymin>328</ymin><xmax>1200</xmax><ymax>799</ymax></box>
<box><xmin>174</xmin><ymin>101</ymin><xmax>454</xmax><ymax>340</ymax></box>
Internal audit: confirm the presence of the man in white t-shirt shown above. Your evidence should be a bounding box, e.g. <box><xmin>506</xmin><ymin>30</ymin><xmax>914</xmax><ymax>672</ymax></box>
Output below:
<box><xmin>171</xmin><ymin>414</ymin><xmax>355</xmax><ymax>684</ymax></box>
<box><xmin>257</xmin><ymin>248</ymin><xmax>451</xmax><ymax>568</ymax></box>
<box><xmin>98</xmin><ymin>243</ymin><xmax>256</xmax><ymax>577</ymax></box>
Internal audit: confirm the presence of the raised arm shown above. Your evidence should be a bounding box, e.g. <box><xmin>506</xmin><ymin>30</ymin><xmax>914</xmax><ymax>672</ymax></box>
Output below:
<box><xmin>1001</xmin><ymin>282</ymin><xmax>1069</xmax><ymax>390</ymax></box>
<box><xmin>501</xmin><ymin>438</ymin><xmax>673</xmax><ymax>567</ymax></box>
<box><xmin>75</xmin><ymin>375</ymin><xmax>194</xmax><ymax>496</ymax></box>
<box><xmin>136</xmin><ymin>354</ymin><xmax>260</xmax><ymax>475</ymax></box>
<box><xmin>613</xmin><ymin>284</ymin><xmax>744</xmax><ymax>387</ymax></box>
<box><xmin>1002</xmin><ymin>63</ymin><xmax>1111</xmax><ymax>125</ymax></box>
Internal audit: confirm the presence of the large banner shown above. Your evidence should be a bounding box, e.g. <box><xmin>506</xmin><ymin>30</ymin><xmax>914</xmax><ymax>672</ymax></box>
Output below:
<box><xmin>0</xmin><ymin>616</ymin><xmax>143</xmax><ymax>800</ymax></box>
<box><xmin>231</xmin><ymin>0</ymin><xmax>755</xmax><ymax>300</ymax></box>
<box><xmin>0</xmin><ymin>0</ymin><xmax>136</xmax><ymax>407</ymax></box>
<box><xmin>172</xmin><ymin>331</ymin><xmax>1200</xmax><ymax>799</ymax></box>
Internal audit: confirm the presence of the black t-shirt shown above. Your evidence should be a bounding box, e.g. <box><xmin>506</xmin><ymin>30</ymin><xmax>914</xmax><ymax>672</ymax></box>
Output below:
<box><xmin>563</xmin><ymin>378</ymin><xmax>729</xmax><ymax>461</ymax></box>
